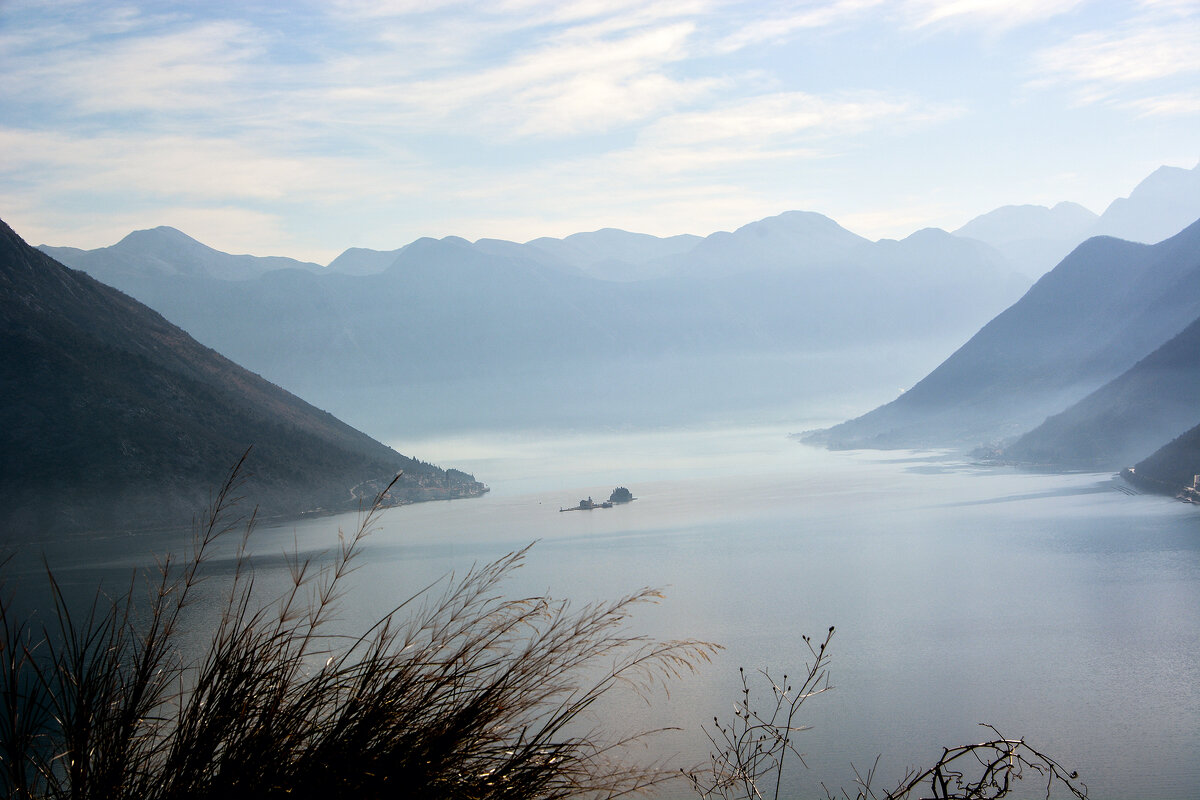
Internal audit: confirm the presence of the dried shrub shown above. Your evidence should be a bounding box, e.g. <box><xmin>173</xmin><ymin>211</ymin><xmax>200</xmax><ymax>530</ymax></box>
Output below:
<box><xmin>686</xmin><ymin>628</ymin><xmax>1088</xmax><ymax>800</ymax></box>
<box><xmin>0</xmin><ymin>459</ymin><xmax>716</xmax><ymax>800</ymax></box>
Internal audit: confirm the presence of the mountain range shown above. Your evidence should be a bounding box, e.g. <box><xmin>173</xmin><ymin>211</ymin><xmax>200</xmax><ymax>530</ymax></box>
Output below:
<box><xmin>951</xmin><ymin>162</ymin><xmax>1200</xmax><ymax>277</ymax></box>
<box><xmin>39</xmin><ymin>211</ymin><xmax>1029</xmax><ymax>438</ymax></box>
<box><xmin>0</xmin><ymin>219</ymin><xmax>485</xmax><ymax>540</ymax></box>
<box><xmin>321</xmin><ymin>162</ymin><xmax>1200</xmax><ymax>283</ymax></box>
<box><xmin>805</xmin><ymin>207</ymin><xmax>1200</xmax><ymax>496</ymax></box>
<box><xmin>40</xmin><ymin>225</ymin><xmax>324</xmax><ymax>283</ymax></box>
<box><xmin>24</xmin><ymin>160</ymin><xmax>1200</xmax><ymax>498</ymax></box>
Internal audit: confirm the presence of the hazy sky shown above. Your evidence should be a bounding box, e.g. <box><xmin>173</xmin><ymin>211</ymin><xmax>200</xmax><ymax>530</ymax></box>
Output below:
<box><xmin>2</xmin><ymin>0</ymin><xmax>1197</xmax><ymax>263</ymax></box>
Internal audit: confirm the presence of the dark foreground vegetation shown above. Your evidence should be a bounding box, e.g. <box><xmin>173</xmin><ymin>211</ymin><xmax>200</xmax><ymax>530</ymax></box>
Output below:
<box><xmin>0</xmin><ymin>467</ymin><xmax>1089</xmax><ymax>800</ymax></box>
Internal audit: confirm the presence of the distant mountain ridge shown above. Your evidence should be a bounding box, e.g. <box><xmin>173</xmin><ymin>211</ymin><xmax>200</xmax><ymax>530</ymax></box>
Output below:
<box><xmin>953</xmin><ymin>202</ymin><xmax>1098</xmax><ymax>278</ymax></box>
<box><xmin>526</xmin><ymin>228</ymin><xmax>702</xmax><ymax>282</ymax></box>
<box><xmin>40</xmin><ymin>209</ymin><xmax>1029</xmax><ymax>438</ymax></box>
<box><xmin>952</xmin><ymin>161</ymin><xmax>1200</xmax><ymax>277</ymax></box>
<box><xmin>1</xmin><ymin>218</ymin><xmax>485</xmax><ymax>539</ymax></box>
<box><xmin>325</xmin><ymin>245</ymin><xmax>408</xmax><ymax>276</ymax></box>
<box><xmin>40</xmin><ymin>226</ymin><xmax>323</xmax><ymax>283</ymax></box>
<box><xmin>32</xmin><ymin>160</ymin><xmax>1200</xmax><ymax>455</ymax></box>
<box><xmin>1092</xmin><ymin>162</ymin><xmax>1200</xmax><ymax>244</ymax></box>
<box><xmin>807</xmin><ymin>218</ymin><xmax>1200</xmax><ymax>451</ymax></box>
<box><xmin>47</xmin><ymin>161</ymin><xmax>1199</xmax><ymax>286</ymax></box>
<box><xmin>649</xmin><ymin>211</ymin><xmax>872</xmax><ymax>280</ymax></box>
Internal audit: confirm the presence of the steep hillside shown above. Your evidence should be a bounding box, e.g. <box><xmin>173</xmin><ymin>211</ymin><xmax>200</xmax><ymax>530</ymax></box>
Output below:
<box><xmin>1</xmin><ymin>219</ymin><xmax>485</xmax><ymax>539</ymax></box>
<box><xmin>1001</xmin><ymin>315</ymin><xmax>1200</xmax><ymax>469</ymax></box>
<box><xmin>1125</xmin><ymin>423</ymin><xmax>1200</xmax><ymax>496</ymax></box>
<box><xmin>807</xmin><ymin>218</ymin><xmax>1200</xmax><ymax>450</ymax></box>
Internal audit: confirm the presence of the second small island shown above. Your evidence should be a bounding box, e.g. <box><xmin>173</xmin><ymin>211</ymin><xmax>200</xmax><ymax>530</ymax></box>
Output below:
<box><xmin>560</xmin><ymin>487</ymin><xmax>636</xmax><ymax>512</ymax></box>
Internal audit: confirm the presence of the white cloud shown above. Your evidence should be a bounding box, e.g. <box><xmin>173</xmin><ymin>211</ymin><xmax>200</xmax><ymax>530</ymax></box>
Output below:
<box><xmin>0</xmin><ymin>127</ymin><xmax>427</xmax><ymax>208</ymax></box>
<box><xmin>509</xmin><ymin>0</ymin><xmax>714</xmax><ymax>26</ymax></box>
<box><xmin>715</xmin><ymin>0</ymin><xmax>1086</xmax><ymax>55</ymax></box>
<box><xmin>331</xmin><ymin>0</ymin><xmax>713</xmax><ymax>25</ymax></box>
<box><xmin>1135</xmin><ymin>0</ymin><xmax>1199</xmax><ymax>15</ymax></box>
<box><xmin>6</xmin><ymin>20</ymin><xmax>262</xmax><ymax>113</ymax></box>
<box><xmin>717</xmin><ymin>0</ymin><xmax>885</xmax><ymax>52</ymax></box>
<box><xmin>1123</xmin><ymin>90</ymin><xmax>1200</xmax><ymax>117</ymax></box>
<box><xmin>904</xmin><ymin>0</ymin><xmax>1085</xmax><ymax>29</ymax></box>
<box><xmin>1031</xmin><ymin>18</ymin><xmax>1200</xmax><ymax>102</ymax></box>
<box><xmin>458</xmin><ymin>90</ymin><xmax>956</xmax><ymax>222</ymax></box>
<box><xmin>350</xmin><ymin>19</ymin><xmax>719</xmax><ymax>138</ymax></box>
<box><xmin>639</xmin><ymin>91</ymin><xmax>954</xmax><ymax>150</ymax></box>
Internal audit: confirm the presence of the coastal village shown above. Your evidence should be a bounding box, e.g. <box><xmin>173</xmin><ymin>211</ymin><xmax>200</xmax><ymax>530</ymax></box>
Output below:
<box><xmin>1180</xmin><ymin>475</ymin><xmax>1200</xmax><ymax>504</ymax></box>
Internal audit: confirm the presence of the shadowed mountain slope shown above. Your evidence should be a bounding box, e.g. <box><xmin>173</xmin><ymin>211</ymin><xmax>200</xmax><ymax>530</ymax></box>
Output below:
<box><xmin>1001</xmin><ymin>314</ymin><xmax>1200</xmax><ymax>469</ymax></box>
<box><xmin>1125</xmin><ymin>422</ymin><xmax>1200</xmax><ymax>496</ymax></box>
<box><xmin>0</xmin><ymin>219</ymin><xmax>485</xmax><ymax>539</ymax></box>
<box><xmin>807</xmin><ymin>218</ymin><xmax>1200</xmax><ymax>451</ymax></box>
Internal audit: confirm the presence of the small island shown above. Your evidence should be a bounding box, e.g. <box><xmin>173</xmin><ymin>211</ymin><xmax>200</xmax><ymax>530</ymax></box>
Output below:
<box><xmin>559</xmin><ymin>488</ymin><xmax>636</xmax><ymax>512</ymax></box>
<box><xmin>608</xmin><ymin>486</ymin><xmax>635</xmax><ymax>504</ymax></box>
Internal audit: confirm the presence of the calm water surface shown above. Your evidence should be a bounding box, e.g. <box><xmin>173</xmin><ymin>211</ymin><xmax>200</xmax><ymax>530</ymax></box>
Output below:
<box><xmin>23</xmin><ymin>424</ymin><xmax>1200</xmax><ymax>798</ymax></box>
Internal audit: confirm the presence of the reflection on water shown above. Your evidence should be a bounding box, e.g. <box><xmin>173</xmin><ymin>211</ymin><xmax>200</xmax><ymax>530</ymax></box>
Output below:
<box><xmin>12</xmin><ymin>424</ymin><xmax>1200</xmax><ymax>799</ymax></box>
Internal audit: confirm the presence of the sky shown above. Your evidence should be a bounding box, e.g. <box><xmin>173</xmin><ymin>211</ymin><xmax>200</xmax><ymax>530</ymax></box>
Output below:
<box><xmin>1</xmin><ymin>0</ymin><xmax>1197</xmax><ymax>264</ymax></box>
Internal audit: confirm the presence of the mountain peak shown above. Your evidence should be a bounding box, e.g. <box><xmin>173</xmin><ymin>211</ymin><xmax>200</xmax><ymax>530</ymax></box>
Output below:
<box><xmin>114</xmin><ymin>225</ymin><xmax>207</xmax><ymax>251</ymax></box>
<box><xmin>1094</xmin><ymin>161</ymin><xmax>1200</xmax><ymax>244</ymax></box>
<box><xmin>734</xmin><ymin>210</ymin><xmax>861</xmax><ymax>238</ymax></box>
<box><xmin>953</xmin><ymin>203</ymin><xmax>1098</xmax><ymax>245</ymax></box>
<box><xmin>900</xmin><ymin>226</ymin><xmax>952</xmax><ymax>243</ymax></box>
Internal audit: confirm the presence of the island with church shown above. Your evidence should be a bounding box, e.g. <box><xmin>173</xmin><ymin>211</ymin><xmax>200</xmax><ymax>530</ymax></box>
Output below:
<box><xmin>559</xmin><ymin>487</ymin><xmax>636</xmax><ymax>512</ymax></box>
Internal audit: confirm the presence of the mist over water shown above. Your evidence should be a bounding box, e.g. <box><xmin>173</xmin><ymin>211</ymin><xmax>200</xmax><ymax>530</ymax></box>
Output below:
<box><xmin>23</xmin><ymin>423</ymin><xmax>1194</xmax><ymax>799</ymax></box>
<box><xmin>326</xmin><ymin>344</ymin><xmax>953</xmax><ymax>442</ymax></box>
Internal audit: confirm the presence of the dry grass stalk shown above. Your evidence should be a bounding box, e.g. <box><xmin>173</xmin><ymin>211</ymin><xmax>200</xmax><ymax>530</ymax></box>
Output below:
<box><xmin>0</xmin><ymin>456</ymin><xmax>717</xmax><ymax>800</ymax></box>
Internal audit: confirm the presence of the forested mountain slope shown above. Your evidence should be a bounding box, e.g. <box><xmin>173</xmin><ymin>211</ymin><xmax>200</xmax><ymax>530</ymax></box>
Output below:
<box><xmin>807</xmin><ymin>218</ymin><xmax>1200</xmax><ymax>450</ymax></box>
<box><xmin>0</xmin><ymin>219</ymin><xmax>484</xmax><ymax>539</ymax></box>
<box><xmin>1002</xmin><ymin>315</ymin><xmax>1200</xmax><ymax>469</ymax></box>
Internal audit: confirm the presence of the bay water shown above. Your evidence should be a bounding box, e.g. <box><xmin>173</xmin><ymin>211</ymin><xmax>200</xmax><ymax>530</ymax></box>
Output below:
<box><xmin>20</xmin><ymin>424</ymin><xmax>1200</xmax><ymax>798</ymax></box>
